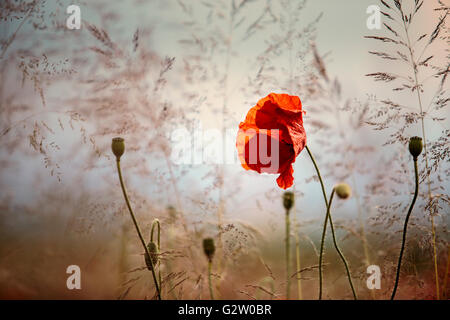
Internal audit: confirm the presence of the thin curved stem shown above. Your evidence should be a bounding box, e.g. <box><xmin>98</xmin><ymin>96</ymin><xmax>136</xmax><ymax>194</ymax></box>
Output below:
<box><xmin>285</xmin><ymin>208</ymin><xmax>291</xmax><ymax>299</ymax></box>
<box><xmin>391</xmin><ymin>158</ymin><xmax>419</xmax><ymax>300</ymax></box>
<box><xmin>327</xmin><ymin>189</ymin><xmax>357</xmax><ymax>300</ymax></box>
<box><xmin>295</xmin><ymin>229</ymin><xmax>302</xmax><ymax>300</ymax></box>
<box><xmin>305</xmin><ymin>145</ymin><xmax>328</xmax><ymax>300</ymax></box>
<box><xmin>151</xmin><ymin>219</ymin><xmax>162</xmax><ymax>292</ymax></box>
<box><xmin>401</xmin><ymin>15</ymin><xmax>439</xmax><ymax>300</ymax></box>
<box><xmin>208</xmin><ymin>260</ymin><xmax>214</xmax><ymax>300</ymax></box>
<box><xmin>352</xmin><ymin>173</ymin><xmax>374</xmax><ymax>299</ymax></box>
<box><xmin>116</xmin><ymin>160</ymin><xmax>162</xmax><ymax>300</ymax></box>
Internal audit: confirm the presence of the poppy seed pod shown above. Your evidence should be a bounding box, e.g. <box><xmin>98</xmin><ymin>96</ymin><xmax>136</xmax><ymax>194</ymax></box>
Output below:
<box><xmin>409</xmin><ymin>136</ymin><xmax>423</xmax><ymax>160</ymax></box>
<box><xmin>203</xmin><ymin>238</ymin><xmax>215</xmax><ymax>262</ymax></box>
<box><xmin>145</xmin><ymin>242</ymin><xmax>159</xmax><ymax>271</ymax></box>
<box><xmin>111</xmin><ymin>137</ymin><xmax>125</xmax><ymax>160</ymax></box>
<box><xmin>283</xmin><ymin>191</ymin><xmax>295</xmax><ymax>211</ymax></box>
<box><xmin>335</xmin><ymin>183</ymin><xmax>352</xmax><ymax>200</ymax></box>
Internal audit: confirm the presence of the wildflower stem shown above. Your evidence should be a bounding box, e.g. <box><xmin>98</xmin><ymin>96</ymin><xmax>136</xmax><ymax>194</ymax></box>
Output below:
<box><xmin>306</xmin><ymin>146</ymin><xmax>357</xmax><ymax>299</ymax></box>
<box><xmin>151</xmin><ymin>219</ymin><xmax>162</xmax><ymax>291</ymax></box>
<box><xmin>305</xmin><ymin>145</ymin><xmax>328</xmax><ymax>300</ymax></box>
<box><xmin>327</xmin><ymin>189</ymin><xmax>357</xmax><ymax>300</ymax></box>
<box><xmin>294</xmin><ymin>231</ymin><xmax>302</xmax><ymax>300</ymax></box>
<box><xmin>208</xmin><ymin>260</ymin><xmax>214</xmax><ymax>300</ymax></box>
<box><xmin>402</xmin><ymin>16</ymin><xmax>440</xmax><ymax>300</ymax></box>
<box><xmin>352</xmin><ymin>173</ymin><xmax>374</xmax><ymax>299</ymax></box>
<box><xmin>391</xmin><ymin>158</ymin><xmax>419</xmax><ymax>300</ymax></box>
<box><xmin>285</xmin><ymin>208</ymin><xmax>291</xmax><ymax>299</ymax></box>
<box><xmin>115</xmin><ymin>159</ymin><xmax>162</xmax><ymax>300</ymax></box>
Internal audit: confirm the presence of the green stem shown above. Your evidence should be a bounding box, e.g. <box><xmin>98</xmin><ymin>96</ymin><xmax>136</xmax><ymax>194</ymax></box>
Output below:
<box><xmin>286</xmin><ymin>208</ymin><xmax>291</xmax><ymax>299</ymax></box>
<box><xmin>305</xmin><ymin>145</ymin><xmax>328</xmax><ymax>300</ymax></box>
<box><xmin>402</xmin><ymin>15</ymin><xmax>439</xmax><ymax>300</ymax></box>
<box><xmin>391</xmin><ymin>158</ymin><xmax>419</xmax><ymax>300</ymax></box>
<box><xmin>327</xmin><ymin>189</ymin><xmax>357</xmax><ymax>300</ymax></box>
<box><xmin>295</xmin><ymin>230</ymin><xmax>302</xmax><ymax>300</ymax></box>
<box><xmin>208</xmin><ymin>260</ymin><xmax>214</xmax><ymax>300</ymax></box>
<box><xmin>151</xmin><ymin>219</ymin><xmax>162</xmax><ymax>293</ymax></box>
<box><xmin>116</xmin><ymin>159</ymin><xmax>162</xmax><ymax>300</ymax></box>
<box><xmin>306</xmin><ymin>145</ymin><xmax>356</xmax><ymax>299</ymax></box>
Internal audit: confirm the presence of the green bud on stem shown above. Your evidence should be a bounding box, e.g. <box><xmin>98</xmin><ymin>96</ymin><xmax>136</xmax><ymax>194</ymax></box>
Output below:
<box><xmin>203</xmin><ymin>238</ymin><xmax>215</xmax><ymax>262</ymax></box>
<box><xmin>409</xmin><ymin>136</ymin><xmax>423</xmax><ymax>160</ymax></box>
<box><xmin>112</xmin><ymin>137</ymin><xmax>125</xmax><ymax>160</ymax></box>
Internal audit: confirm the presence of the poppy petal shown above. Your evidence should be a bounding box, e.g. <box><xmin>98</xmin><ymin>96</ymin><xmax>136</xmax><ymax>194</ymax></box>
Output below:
<box><xmin>268</xmin><ymin>93</ymin><xmax>302</xmax><ymax>113</ymax></box>
<box><xmin>236</xmin><ymin>124</ymin><xmax>294</xmax><ymax>174</ymax></box>
<box><xmin>276</xmin><ymin>164</ymin><xmax>294</xmax><ymax>189</ymax></box>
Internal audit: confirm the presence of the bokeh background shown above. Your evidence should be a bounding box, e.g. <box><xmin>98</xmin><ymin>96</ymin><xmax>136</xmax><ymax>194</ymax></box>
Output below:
<box><xmin>0</xmin><ymin>0</ymin><xmax>448</xmax><ymax>299</ymax></box>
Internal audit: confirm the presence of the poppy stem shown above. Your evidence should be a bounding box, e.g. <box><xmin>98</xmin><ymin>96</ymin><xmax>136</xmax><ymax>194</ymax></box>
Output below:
<box><xmin>294</xmin><ymin>230</ymin><xmax>302</xmax><ymax>300</ymax></box>
<box><xmin>391</xmin><ymin>157</ymin><xmax>419</xmax><ymax>300</ymax></box>
<box><xmin>208</xmin><ymin>260</ymin><xmax>215</xmax><ymax>300</ymax></box>
<box><xmin>115</xmin><ymin>159</ymin><xmax>162</xmax><ymax>300</ymax></box>
<box><xmin>305</xmin><ymin>145</ymin><xmax>328</xmax><ymax>300</ymax></box>
<box><xmin>151</xmin><ymin>219</ymin><xmax>162</xmax><ymax>292</ymax></box>
<box><xmin>327</xmin><ymin>189</ymin><xmax>357</xmax><ymax>300</ymax></box>
<box><xmin>285</xmin><ymin>208</ymin><xmax>291</xmax><ymax>299</ymax></box>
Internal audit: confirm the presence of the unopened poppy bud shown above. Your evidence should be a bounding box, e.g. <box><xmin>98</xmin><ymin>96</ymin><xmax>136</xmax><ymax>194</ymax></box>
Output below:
<box><xmin>203</xmin><ymin>238</ymin><xmax>215</xmax><ymax>262</ymax></box>
<box><xmin>112</xmin><ymin>137</ymin><xmax>125</xmax><ymax>160</ymax></box>
<box><xmin>283</xmin><ymin>191</ymin><xmax>295</xmax><ymax>211</ymax></box>
<box><xmin>145</xmin><ymin>242</ymin><xmax>159</xmax><ymax>271</ymax></box>
<box><xmin>335</xmin><ymin>183</ymin><xmax>352</xmax><ymax>200</ymax></box>
<box><xmin>409</xmin><ymin>136</ymin><xmax>423</xmax><ymax>160</ymax></box>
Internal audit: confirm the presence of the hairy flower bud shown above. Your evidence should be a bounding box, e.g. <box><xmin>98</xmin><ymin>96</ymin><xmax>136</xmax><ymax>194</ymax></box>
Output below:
<box><xmin>145</xmin><ymin>242</ymin><xmax>159</xmax><ymax>271</ymax></box>
<box><xmin>335</xmin><ymin>183</ymin><xmax>352</xmax><ymax>200</ymax></box>
<box><xmin>283</xmin><ymin>191</ymin><xmax>295</xmax><ymax>211</ymax></box>
<box><xmin>111</xmin><ymin>137</ymin><xmax>125</xmax><ymax>160</ymax></box>
<box><xmin>409</xmin><ymin>136</ymin><xmax>423</xmax><ymax>160</ymax></box>
<box><xmin>203</xmin><ymin>238</ymin><xmax>215</xmax><ymax>262</ymax></box>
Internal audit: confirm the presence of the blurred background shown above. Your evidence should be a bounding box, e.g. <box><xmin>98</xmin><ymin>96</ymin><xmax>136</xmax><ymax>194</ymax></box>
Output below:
<box><xmin>0</xmin><ymin>0</ymin><xmax>448</xmax><ymax>299</ymax></box>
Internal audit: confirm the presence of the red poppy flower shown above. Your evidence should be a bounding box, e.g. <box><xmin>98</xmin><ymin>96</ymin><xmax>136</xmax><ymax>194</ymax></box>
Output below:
<box><xmin>236</xmin><ymin>93</ymin><xmax>306</xmax><ymax>189</ymax></box>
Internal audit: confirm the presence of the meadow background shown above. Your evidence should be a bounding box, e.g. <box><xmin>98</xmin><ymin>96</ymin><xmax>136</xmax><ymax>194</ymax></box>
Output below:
<box><xmin>0</xmin><ymin>0</ymin><xmax>448</xmax><ymax>299</ymax></box>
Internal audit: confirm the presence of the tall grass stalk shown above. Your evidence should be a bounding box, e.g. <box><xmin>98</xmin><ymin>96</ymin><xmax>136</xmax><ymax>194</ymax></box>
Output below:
<box><xmin>294</xmin><ymin>230</ymin><xmax>303</xmax><ymax>300</ymax></box>
<box><xmin>217</xmin><ymin>0</ymin><xmax>236</xmax><ymax>281</ymax></box>
<box><xmin>351</xmin><ymin>173</ymin><xmax>374</xmax><ymax>299</ymax></box>
<box><xmin>285</xmin><ymin>207</ymin><xmax>291</xmax><ymax>299</ymax></box>
<box><xmin>400</xmin><ymin>12</ymin><xmax>440</xmax><ymax>300</ymax></box>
